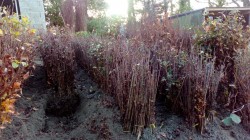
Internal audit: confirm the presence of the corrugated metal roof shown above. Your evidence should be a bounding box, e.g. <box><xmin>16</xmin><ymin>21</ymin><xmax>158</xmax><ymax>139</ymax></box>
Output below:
<box><xmin>170</xmin><ymin>7</ymin><xmax>250</xmax><ymax>19</ymax></box>
<box><xmin>169</xmin><ymin>9</ymin><xmax>205</xmax><ymax>19</ymax></box>
<box><xmin>205</xmin><ymin>7</ymin><xmax>250</xmax><ymax>12</ymax></box>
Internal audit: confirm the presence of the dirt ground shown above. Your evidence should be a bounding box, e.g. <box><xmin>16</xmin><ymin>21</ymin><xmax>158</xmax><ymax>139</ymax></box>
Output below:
<box><xmin>0</xmin><ymin>67</ymin><xmax>249</xmax><ymax>140</ymax></box>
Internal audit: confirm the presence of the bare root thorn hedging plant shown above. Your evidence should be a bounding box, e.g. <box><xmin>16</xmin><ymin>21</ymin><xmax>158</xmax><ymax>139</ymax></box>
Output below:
<box><xmin>40</xmin><ymin>11</ymin><xmax>250</xmax><ymax>137</ymax></box>
<box><xmin>75</xmin><ymin>36</ymin><xmax>160</xmax><ymax>135</ymax></box>
<box><xmin>39</xmin><ymin>28</ymin><xmax>79</xmax><ymax>117</ymax></box>
<box><xmin>235</xmin><ymin>49</ymin><xmax>250</xmax><ymax>131</ymax></box>
<box><xmin>74</xmin><ymin>13</ymin><xmax>194</xmax><ymax>135</ymax></box>
<box><xmin>0</xmin><ymin>10</ymin><xmax>37</xmax><ymax>126</ymax></box>
<box><xmin>195</xmin><ymin>12</ymin><xmax>250</xmax><ymax>107</ymax></box>
<box><xmin>195</xmin><ymin>12</ymin><xmax>250</xmax><ymax>132</ymax></box>
<box><xmin>178</xmin><ymin>52</ymin><xmax>223</xmax><ymax>133</ymax></box>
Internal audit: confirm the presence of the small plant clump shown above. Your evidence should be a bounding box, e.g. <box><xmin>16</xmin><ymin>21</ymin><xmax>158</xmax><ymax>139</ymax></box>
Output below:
<box><xmin>0</xmin><ymin>9</ymin><xmax>37</xmax><ymax>125</ymax></box>
<box><xmin>178</xmin><ymin>53</ymin><xmax>223</xmax><ymax>133</ymax></box>
<box><xmin>195</xmin><ymin>12</ymin><xmax>250</xmax><ymax>107</ymax></box>
<box><xmin>39</xmin><ymin>28</ymin><xmax>79</xmax><ymax>116</ymax></box>
<box><xmin>195</xmin><ymin>12</ymin><xmax>250</xmax><ymax>132</ymax></box>
<box><xmin>233</xmin><ymin>49</ymin><xmax>250</xmax><ymax>131</ymax></box>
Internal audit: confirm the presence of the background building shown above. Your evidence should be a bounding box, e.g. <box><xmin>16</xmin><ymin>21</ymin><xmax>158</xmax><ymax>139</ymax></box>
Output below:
<box><xmin>0</xmin><ymin>0</ymin><xmax>46</xmax><ymax>30</ymax></box>
<box><xmin>169</xmin><ymin>7</ymin><xmax>250</xmax><ymax>29</ymax></box>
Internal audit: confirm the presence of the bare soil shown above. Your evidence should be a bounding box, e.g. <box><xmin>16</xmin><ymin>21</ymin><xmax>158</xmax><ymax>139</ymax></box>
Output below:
<box><xmin>0</xmin><ymin>67</ymin><xmax>249</xmax><ymax>140</ymax></box>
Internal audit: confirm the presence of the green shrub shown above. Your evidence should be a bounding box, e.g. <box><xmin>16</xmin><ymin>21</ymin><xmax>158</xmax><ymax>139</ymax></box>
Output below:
<box><xmin>87</xmin><ymin>16</ymin><xmax>126</xmax><ymax>36</ymax></box>
<box><xmin>194</xmin><ymin>11</ymin><xmax>250</xmax><ymax>132</ymax></box>
<box><xmin>194</xmin><ymin>11</ymin><xmax>250</xmax><ymax>105</ymax></box>
<box><xmin>0</xmin><ymin>11</ymin><xmax>37</xmax><ymax>125</ymax></box>
<box><xmin>76</xmin><ymin>31</ymin><xmax>91</xmax><ymax>38</ymax></box>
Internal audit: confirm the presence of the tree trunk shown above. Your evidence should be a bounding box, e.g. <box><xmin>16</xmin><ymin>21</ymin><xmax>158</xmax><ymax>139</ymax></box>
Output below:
<box><xmin>61</xmin><ymin>0</ymin><xmax>75</xmax><ymax>30</ymax></box>
<box><xmin>128</xmin><ymin>0</ymin><xmax>136</xmax><ymax>24</ymax></box>
<box><xmin>75</xmin><ymin>0</ymin><xmax>88</xmax><ymax>32</ymax></box>
<box><xmin>163</xmin><ymin>0</ymin><xmax>168</xmax><ymax>14</ymax></box>
<box><xmin>170</xmin><ymin>0</ymin><xmax>173</xmax><ymax>15</ymax></box>
<box><xmin>187</xmin><ymin>0</ymin><xmax>191</xmax><ymax>8</ymax></box>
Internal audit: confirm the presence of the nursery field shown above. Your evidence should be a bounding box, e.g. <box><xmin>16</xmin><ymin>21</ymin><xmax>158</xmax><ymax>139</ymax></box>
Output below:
<box><xmin>0</xmin><ymin>6</ymin><xmax>250</xmax><ymax>140</ymax></box>
<box><xmin>0</xmin><ymin>67</ymin><xmax>249</xmax><ymax>140</ymax></box>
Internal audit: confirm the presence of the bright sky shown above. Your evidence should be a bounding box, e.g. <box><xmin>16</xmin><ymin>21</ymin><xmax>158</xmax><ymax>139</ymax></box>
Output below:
<box><xmin>105</xmin><ymin>0</ymin><xmax>243</xmax><ymax>17</ymax></box>
<box><xmin>191</xmin><ymin>0</ymin><xmax>243</xmax><ymax>9</ymax></box>
<box><xmin>106</xmin><ymin>0</ymin><xmax>128</xmax><ymax>17</ymax></box>
<box><xmin>191</xmin><ymin>1</ymin><xmax>207</xmax><ymax>10</ymax></box>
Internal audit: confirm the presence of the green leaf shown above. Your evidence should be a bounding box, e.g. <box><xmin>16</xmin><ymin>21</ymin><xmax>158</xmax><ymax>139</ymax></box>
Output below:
<box><xmin>12</xmin><ymin>62</ymin><xmax>19</xmax><ymax>69</ymax></box>
<box><xmin>222</xmin><ymin>117</ymin><xmax>233</xmax><ymax>126</ymax></box>
<box><xmin>230</xmin><ymin>113</ymin><xmax>241</xmax><ymax>124</ymax></box>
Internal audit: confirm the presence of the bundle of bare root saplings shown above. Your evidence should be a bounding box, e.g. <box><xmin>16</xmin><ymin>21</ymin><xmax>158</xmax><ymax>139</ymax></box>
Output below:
<box><xmin>73</xmin><ymin>37</ymin><xmax>108</xmax><ymax>88</ymax></box>
<box><xmin>235</xmin><ymin>49</ymin><xmax>250</xmax><ymax>131</ymax></box>
<box><xmin>108</xmin><ymin>41</ymin><xmax>160</xmax><ymax>135</ymax></box>
<box><xmin>41</xmin><ymin>11</ymin><xmax>250</xmax><ymax>137</ymax></box>
<box><xmin>0</xmin><ymin>12</ymin><xmax>37</xmax><ymax>126</ymax></box>
<box><xmin>74</xmin><ymin>15</ymin><xmax>185</xmax><ymax>135</ymax></box>
<box><xmin>142</xmin><ymin>17</ymin><xmax>223</xmax><ymax>133</ymax></box>
<box><xmin>74</xmin><ymin>13</ymin><xmax>217</xmax><ymax>136</ymax></box>
<box><xmin>75</xmin><ymin>36</ymin><xmax>160</xmax><ymax>135</ymax></box>
<box><xmin>39</xmin><ymin>28</ymin><xmax>79</xmax><ymax>116</ymax></box>
<box><xmin>177</xmin><ymin>52</ymin><xmax>223</xmax><ymax>133</ymax></box>
<box><xmin>195</xmin><ymin>12</ymin><xmax>250</xmax><ymax>132</ymax></box>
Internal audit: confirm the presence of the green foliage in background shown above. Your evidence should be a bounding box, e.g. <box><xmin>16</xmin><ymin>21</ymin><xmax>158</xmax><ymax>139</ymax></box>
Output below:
<box><xmin>76</xmin><ymin>31</ymin><xmax>91</xmax><ymax>38</ymax></box>
<box><xmin>87</xmin><ymin>16</ymin><xmax>126</xmax><ymax>36</ymax></box>
<box><xmin>44</xmin><ymin>0</ymin><xmax>108</xmax><ymax>27</ymax></box>
<box><xmin>178</xmin><ymin>0</ymin><xmax>192</xmax><ymax>14</ymax></box>
<box><xmin>88</xmin><ymin>0</ymin><xmax>107</xmax><ymax>16</ymax></box>
<box><xmin>44</xmin><ymin>0</ymin><xmax>64</xmax><ymax>27</ymax></box>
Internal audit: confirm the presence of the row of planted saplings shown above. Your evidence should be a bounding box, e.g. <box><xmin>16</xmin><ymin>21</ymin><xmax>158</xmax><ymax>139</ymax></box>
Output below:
<box><xmin>40</xmin><ymin>30</ymin><xmax>80</xmax><ymax>116</ymax></box>
<box><xmin>39</xmin><ymin>12</ymin><xmax>250</xmax><ymax>136</ymax></box>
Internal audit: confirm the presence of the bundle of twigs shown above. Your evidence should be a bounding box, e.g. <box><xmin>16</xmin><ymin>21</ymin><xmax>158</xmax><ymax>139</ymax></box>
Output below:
<box><xmin>74</xmin><ymin>36</ymin><xmax>160</xmax><ymax>135</ymax></box>
<box><xmin>180</xmin><ymin>50</ymin><xmax>223</xmax><ymax>133</ymax></box>
<box><xmin>40</xmin><ymin>29</ymin><xmax>76</xmax><ymax>97</ymax></box>
<box><xmin>235</xmin><ymin>49</ymin><xmax>250</xmax><ymax>131</ymax></box>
